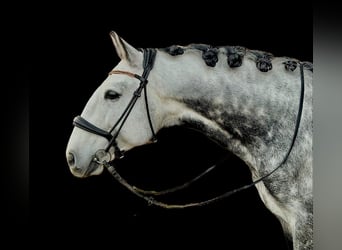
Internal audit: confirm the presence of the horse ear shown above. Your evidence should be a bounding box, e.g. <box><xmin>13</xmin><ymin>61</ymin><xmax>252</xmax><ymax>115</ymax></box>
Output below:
<box><xmin>109</xmin><ymin>31</ymin><xmax>141</xmax><ymax>64</ymax></box>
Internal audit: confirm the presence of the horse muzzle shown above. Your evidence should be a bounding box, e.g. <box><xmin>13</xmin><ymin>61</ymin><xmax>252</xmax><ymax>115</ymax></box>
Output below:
<box><xmin>67</xmin><ymin>149</ymin><xmax>112</xmax><ymax>178</ymax></box>
<box><xmin>83</xmin><ymin>149</ymin><xmax>113</xmax><ymax>176</ymax></box>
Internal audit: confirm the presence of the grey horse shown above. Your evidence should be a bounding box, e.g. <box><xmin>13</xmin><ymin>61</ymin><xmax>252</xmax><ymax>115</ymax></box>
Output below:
<box><xmin>66</xmin><ymin>32</ymin><xmax>312</xmax><ymax>250</ymax></box>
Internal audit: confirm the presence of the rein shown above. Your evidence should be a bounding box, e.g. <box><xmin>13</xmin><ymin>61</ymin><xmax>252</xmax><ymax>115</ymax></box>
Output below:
<box><xmin>101</xmin><ymin>63</ymin><xmax>306</xmax><ymax>209</ymax></box>
<box><xmin>74</xmin><ymin>49</ymin><xmax>306</xmax><ymax>209</ymax></box>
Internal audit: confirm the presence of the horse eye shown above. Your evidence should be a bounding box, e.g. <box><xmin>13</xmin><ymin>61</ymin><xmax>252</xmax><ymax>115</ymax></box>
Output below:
<box><xmin>104</xmin><ymin>90</ymin><xmax>121</xmax><ymax>100</ymax></box>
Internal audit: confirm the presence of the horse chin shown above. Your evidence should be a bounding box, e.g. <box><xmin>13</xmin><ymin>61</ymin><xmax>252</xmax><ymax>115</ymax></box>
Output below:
<box><xmin>85</xmin><ymin>162</ymin><xmax>104</xmax><ymax>177</ymax></box>
<box><xmin>70</xmin><ymin>162</ymin><xmax>104</xmax><ymax>178</ymax></box>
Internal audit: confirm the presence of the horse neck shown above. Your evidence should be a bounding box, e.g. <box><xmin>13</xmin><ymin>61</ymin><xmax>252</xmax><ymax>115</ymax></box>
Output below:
<box><xmin>152</xmin><ymin>50</ymin><xmax>309</xmax><ymax>174</ymax></box>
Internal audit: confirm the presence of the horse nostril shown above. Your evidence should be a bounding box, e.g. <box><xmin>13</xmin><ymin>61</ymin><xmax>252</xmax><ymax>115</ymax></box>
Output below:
<box><xmin>67</xmin><ymin>152</ymin><xmax>75</xmax><ymax>167</ymax></box>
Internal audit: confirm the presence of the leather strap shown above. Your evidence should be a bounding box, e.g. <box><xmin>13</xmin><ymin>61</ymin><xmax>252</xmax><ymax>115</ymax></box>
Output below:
<box><xmin>73</xmin><ymin>116</ymin><xmax>113</xmax><ymax>141</ymax></box>
<box><xmin>104</xmin><ymin>62</ymin><xmax>307</xmax><ymax>208</ymax></box>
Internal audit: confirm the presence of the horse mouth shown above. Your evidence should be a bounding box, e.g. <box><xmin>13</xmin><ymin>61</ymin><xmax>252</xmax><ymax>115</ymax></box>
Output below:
<box><xmin>84</xmin><ymin>161</ymin><xmax>104</xmax><ymax>177</ymax></box>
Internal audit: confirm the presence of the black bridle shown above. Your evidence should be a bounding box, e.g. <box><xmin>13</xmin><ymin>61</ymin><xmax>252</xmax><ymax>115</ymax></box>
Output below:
<box><xmin>73</xmin><ymin>48</ymin><xmax>157</xmax><ymax>159</ymax></box>
<box><xmin>72</xmin><ymin>48</ymin><xmax>306</xmax><ymax>209</ymax></box>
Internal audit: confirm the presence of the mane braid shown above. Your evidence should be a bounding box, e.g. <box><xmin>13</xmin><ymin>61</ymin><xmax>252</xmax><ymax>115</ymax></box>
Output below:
<box><xmin>188</xmin><ymin>44</ymin><xmax>219</xmax><ymax>67</ymax></box>
<box><xmin>249</xmin><ymin>50</ymin><xmax>274</xmax><ymax>72</ymax></box>
<box><xmin>159</xmin><ymin>43</ymin><xmax>313</xmax><ymax>72</ymax></box>
<box><xmin>161</xmin><ymin>45</ymin><xmax>184</xmax><ymax>56</ymax></box>
<box><xmin>225</xmin><ymin>46</ymin><xmax>246</xmax><ymax>68</ymax></box>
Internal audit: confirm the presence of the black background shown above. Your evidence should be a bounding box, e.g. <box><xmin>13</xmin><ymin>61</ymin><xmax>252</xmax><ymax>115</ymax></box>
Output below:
<box><xmin>27</xmin><ymin>2</ymin><xmax>311</xmax><ymax>249</ymax></box>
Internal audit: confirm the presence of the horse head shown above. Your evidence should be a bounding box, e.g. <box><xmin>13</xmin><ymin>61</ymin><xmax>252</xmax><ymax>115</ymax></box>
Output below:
<box><xmin>66</xmin><ymin>32</ymin><xmax>162</xmax><ymax>177</ymax></box>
